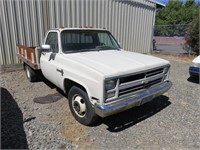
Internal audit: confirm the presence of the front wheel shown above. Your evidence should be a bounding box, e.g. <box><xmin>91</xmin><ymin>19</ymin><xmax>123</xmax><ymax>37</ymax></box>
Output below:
<box><xmin>68</xmin><ymin>86</ymin><xmax>98</xmax><ymax>126</ymax></box>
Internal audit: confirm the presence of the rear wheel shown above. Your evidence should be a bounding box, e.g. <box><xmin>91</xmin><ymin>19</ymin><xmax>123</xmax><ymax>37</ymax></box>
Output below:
<box><xmin>68</xmin><ymin>86</ymin><xmax>98</xmax><ymax>126</ymax></box>
<box><xmin>25</xmin><ymin>64</ymin><xmax>38</xmax><ymax>82</ymax></box>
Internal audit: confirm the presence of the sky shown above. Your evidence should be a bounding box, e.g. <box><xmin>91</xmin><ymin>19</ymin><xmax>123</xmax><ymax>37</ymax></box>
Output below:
<box><xmin>156</xmin><ymin>0</ymin><xmax>199</xmax><ymax>4</ymax></box>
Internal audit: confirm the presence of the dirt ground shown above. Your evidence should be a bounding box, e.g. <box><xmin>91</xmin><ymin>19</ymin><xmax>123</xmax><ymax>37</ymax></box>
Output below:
<box><xmin>1</xmin><ymin>54</ymin><xmax>200</xmax><ymax>149</ymax></box>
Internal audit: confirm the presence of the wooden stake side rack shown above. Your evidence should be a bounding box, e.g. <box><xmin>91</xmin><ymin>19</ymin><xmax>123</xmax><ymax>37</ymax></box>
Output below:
<box><xmin>17</xmin><ymin>44</ymin><xmax>41</xmax><ymax>70</ymax></box>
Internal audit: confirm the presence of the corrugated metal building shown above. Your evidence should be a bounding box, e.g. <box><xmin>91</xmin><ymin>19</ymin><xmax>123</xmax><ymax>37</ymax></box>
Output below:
<box><xmin>0</xmin><ymin>0</ymin><xmax>163</xmax><ymax>66</ymax></box>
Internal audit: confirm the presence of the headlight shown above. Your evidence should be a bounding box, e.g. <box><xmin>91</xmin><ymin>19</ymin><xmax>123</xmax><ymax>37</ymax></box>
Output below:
<box><xmin>190</xmin><ymin>62</ymin><xmax>199</xmax><ymax>68</ymax></box>
<box><xmin>105</xmin><ymin>79</ymin><xmax>117</xmax><ymax>90</ymax></box>
<box><xmin>164</xmin><ymin>65</ymin><xmax>170</xmax><ymax>74</ymax></box>
<box><xmin>163</xmin><ymin>66</ymin><xmax>170</xmax><ymax>81</ymax></box>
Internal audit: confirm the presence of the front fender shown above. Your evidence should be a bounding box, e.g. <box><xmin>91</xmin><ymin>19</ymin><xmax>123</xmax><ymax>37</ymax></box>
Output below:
<box><xmin>62</xmin><ymin>74</ymin><xmax>104</xmax><ymax>105</ymax></box>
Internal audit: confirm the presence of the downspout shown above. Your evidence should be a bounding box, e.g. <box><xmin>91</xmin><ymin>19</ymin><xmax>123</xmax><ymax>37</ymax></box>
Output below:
<box><xmin>150</xmin><ymin>5</ymin><xmax>156</xmax><ymax>54</ymax></box>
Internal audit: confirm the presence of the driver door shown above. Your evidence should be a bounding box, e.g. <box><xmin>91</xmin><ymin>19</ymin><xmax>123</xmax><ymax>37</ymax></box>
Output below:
<box><xmin>40</xmin><ymin>31</ymin><xmax>59</xmax><ymax>86</ymax></box>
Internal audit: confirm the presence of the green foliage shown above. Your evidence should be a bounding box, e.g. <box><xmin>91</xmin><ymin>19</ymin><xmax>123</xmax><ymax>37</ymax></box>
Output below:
<box><xmin>155</xmin><ymin>0</ymin><xmax>199</xmax><ymax>54</ymax></box>
<box><xmin>155</xmin><ymin>0</ymin><xmax>198</xmax><ymax>26</ymax></box>
<box><xmin>185</xmin><ymin>13</ymin><xmax>199</xmax><ymax>55</ymax></box>
<box><xmin>155</xmin><ymin>0</ymin><xmax>199</xmax><ymax>39</ymax></box>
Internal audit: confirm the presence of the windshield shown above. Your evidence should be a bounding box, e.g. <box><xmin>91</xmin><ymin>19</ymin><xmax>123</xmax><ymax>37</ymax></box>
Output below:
<box><xmin>61</xmin><ymin>30</ymin><xmax>120</xmax><ymax>53</ymax></box>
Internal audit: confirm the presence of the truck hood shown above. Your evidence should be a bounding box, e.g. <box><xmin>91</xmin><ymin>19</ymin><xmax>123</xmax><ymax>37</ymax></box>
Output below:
<box><xmin>64</xmin><ymin>50</ymin><xmax>170</xmax><ymax>78</ymax></box>
<box><xmin>192</xmin><ymin>55</ymin><xmax>200</xmax><ymax>64</ymax></box>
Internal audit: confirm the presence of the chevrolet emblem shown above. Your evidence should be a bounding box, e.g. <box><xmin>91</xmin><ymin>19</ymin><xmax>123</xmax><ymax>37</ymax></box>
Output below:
<box><xmin>143</xmin><ymin>80</ymin><xmax>149</xmax><ymax>84</ymax></box>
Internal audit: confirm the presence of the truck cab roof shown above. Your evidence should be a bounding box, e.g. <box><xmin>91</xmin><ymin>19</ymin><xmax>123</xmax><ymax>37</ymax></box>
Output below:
<box><xmin>50</xmin><ymin>27</ymin><xmax>108</xmax><ymax>32</ymax></box>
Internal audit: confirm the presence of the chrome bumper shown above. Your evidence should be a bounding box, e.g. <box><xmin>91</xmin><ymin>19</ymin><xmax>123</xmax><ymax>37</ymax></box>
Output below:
<box><xmin>95</xmin><ymin>81</ymin><xmax>172</xmax><ymax>118</ymax></box>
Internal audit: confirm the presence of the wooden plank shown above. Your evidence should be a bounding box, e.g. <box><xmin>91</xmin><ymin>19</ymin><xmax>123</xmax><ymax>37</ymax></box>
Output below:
<box><xmin>16</xmin><ymin>44</ymin><xmax>40</xmax><ymax>70</ymax></box>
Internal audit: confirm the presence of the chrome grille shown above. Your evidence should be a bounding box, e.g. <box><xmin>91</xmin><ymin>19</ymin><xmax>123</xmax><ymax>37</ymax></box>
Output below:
<box><xmin>120</xmin><ymin>73</ymin><xmax>145</xmax><ymax>84</ymax></box>
<box><xmin>146</xmin><ymin>68</ymin><xmax>164</xmax><ymax>77</ymax></box>
<box><xmin>118</xmin><ymin>68</ymin><xmax>165</xmax><ymax>97</ymax></box>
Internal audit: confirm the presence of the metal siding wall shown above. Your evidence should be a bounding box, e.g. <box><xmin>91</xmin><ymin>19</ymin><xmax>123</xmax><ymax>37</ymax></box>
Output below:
<box><xmin>0</xmin><ymin>0</ymin><xmax>6</xmax><ymax>64</ymax></box>
<box><xmin>0</xmin><ymin>0</ymin><xmax>156</xmax><ymax>65</ymax></box>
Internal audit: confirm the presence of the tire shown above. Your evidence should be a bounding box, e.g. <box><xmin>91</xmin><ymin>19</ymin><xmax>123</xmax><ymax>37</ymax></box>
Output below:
<box><xmin>68</xmin><ymin>86</ymin><xmax>98</xmax><ymax>126</ymax></box>
<box><xmin>25</xmin><ymin>64</ymin><xmax>38</xmax><ymax>82</ymax></box>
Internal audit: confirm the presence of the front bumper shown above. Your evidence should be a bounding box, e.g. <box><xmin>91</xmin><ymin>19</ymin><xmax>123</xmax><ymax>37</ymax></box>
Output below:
<box><xmin>95</xmin><ymin>81</ymin><xmax>172</xmax><ymax>118</ymax></box>
<box><xmin>189</xmin><ymin>66</ymin><xmax>200</xmax><ymax>77</ymax></box>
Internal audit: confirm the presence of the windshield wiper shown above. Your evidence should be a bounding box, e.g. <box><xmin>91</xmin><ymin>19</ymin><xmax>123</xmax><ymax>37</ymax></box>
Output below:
<box><xmin>65</xmin><ymin>49</ymin><xmax>98</xmax><ymax>53</ymax></box>
<box><xmin>96</xmin><ymin>46</ymin><xmax>120</xmax><ymax>51</ymax></box>
<box><xmin>76</xmin><ymin>49</ymin><xmax>98</xmax><ymax>52</ymax></box>
<box><xmin>64</xmin><ymin>46</ymin><xmax>120</xmax><ymax>54</ymax></box>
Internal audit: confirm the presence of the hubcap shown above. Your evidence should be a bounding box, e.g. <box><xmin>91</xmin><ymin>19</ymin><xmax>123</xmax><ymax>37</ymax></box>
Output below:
<box><xmin>72</xmin><ymin>95</ymin><xmax>86</xmax><ymax>117</ymax></box>
<box><xmin>26</xmin><ymin>67</ymin><xmax>31</xmax><ymax>79</ymax></box>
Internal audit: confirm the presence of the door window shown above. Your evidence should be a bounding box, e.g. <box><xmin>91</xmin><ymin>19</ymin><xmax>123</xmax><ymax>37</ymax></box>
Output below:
<box><xmin>45</xmin><ymin>32</ymin><xmax>59</xmax><ymax>53</ymax></box>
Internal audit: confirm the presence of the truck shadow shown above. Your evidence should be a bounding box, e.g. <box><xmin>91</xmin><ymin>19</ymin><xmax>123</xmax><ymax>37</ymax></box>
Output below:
<box><xmin>33</xmin><ymin>92</ymin><xmax>63</xmax><ymax>104</ymax></box>
<box><xmin>37</xmin><ymin>78</ymin><xmax>171</xmax><ymax>132</ymax></box>
<box><xmin>96</xmin><ymin>95</ymin><xmax>171</xmax><ymax>132</ymax></box>
<box><xmin>33</xmin><ymin>78</ymin><xmax>65</xmax><ymax>104</ymax></box>
<box><xmin>42</xmin><ymin>78</ymin><xmax>57</xmax><ymax>89</ymax></box>
<box><xmin>187</xmin><ymin>77</ymin><xmax>200</xmax><ymax>84</ymax></box>
<box><xmin>1</xmin><ymin>87</ymin><xmax>28</xmax><ymax>149</ymax></box>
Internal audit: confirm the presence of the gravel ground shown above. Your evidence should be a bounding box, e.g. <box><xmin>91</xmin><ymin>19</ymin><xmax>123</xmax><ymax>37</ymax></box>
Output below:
<box><xmin>1</xmin><ymin>54</ymin><xmax>200</xmax><ymax>149</ymax></box>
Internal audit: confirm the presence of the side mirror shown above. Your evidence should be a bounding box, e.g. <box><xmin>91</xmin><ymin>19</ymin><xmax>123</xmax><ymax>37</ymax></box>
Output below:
<box><xmin>41</xmin><ymin>44</ymin><xmax>51</xmax><ymax>52</ymax></box>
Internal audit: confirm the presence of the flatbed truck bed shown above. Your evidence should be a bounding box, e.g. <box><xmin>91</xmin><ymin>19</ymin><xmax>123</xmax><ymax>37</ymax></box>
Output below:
<box><xmin>17</xmin><ymin>44</ymin><xmax>41</xmax><ymax>70</ymax></box>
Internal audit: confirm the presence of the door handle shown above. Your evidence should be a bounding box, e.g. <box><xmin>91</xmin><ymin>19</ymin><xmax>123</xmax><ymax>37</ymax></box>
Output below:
<box><xmin>56</xmin><ymin>68</ymin><xmax>64</xmax><ymax>76</ymax></box>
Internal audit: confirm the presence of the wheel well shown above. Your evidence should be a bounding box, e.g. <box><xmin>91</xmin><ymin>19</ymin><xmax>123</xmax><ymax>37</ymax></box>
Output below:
<box><xmin>64</xmin><ymin>78</ymin><xmax>87</xmax><ymax>96</ymax></box>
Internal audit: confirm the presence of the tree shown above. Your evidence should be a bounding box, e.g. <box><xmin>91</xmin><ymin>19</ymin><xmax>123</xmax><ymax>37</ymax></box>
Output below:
<box><xmin>155</xmin><ymin>0</ymin><xmax>199</xmax><ymax>37</ymax></box>
<box><xmin>156</xmin><ymin>0</ymin><xmax>197</xmax><ymax>25</ymax></box>
<box><xmin>155</xmin><ymin>0</ymin><xmax>184</xmax><ymax>26</ymax></box>
<box><xmin>182</xmin><ymin>0</ymin><xmax>196</xmax><ymax>24</ymax></box>
<box><xmin>185</xmin><ymin>13</ymin><xmax>199</xmax><ymax>55</ymax></box>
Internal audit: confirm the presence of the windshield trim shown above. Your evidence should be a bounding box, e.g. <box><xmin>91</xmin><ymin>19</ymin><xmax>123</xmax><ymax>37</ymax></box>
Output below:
<box><xmin>60</xmin><ymin>30</ymin><xmax>121</xmax><ymax>54</ymax></box>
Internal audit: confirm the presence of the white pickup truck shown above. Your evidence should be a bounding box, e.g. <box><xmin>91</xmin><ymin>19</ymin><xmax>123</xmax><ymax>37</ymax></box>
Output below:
<box><xmin>17</xmin><ymin>28</ymin><xmax>172</xmax><ymax>125</ymax></box>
